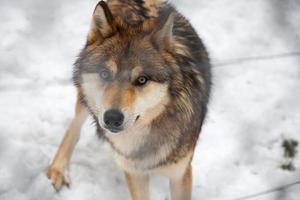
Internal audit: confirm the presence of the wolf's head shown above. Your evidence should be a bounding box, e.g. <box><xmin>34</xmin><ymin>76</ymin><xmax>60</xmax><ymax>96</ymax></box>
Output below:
<box><xmin>74</xmin><ymin>1</ymin><xmax>178</xmax><ymax>134</ymax></box>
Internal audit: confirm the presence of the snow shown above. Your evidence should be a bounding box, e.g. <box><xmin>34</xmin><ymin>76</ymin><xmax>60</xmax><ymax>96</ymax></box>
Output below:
<box><xmin>0</xmin><ymin>0</ymin><xmax>300</xmax><ymax>200</ymax></box>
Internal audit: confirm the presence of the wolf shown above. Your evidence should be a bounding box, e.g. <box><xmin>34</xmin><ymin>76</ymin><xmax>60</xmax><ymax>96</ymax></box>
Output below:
<box><xmin>47</xmin><ymin>0</ymin><xmax>211</xmax><ymax>199</ymax></box>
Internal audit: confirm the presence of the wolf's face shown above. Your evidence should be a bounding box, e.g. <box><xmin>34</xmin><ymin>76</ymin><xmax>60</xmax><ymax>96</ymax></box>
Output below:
<box><xmin>75</xmin><ymin>2</ymin><xmax>175</xmax><ymax>133</ymax></box>
<box><xmin>80</xmin><ymin>39</ymin><xmax>171</xmax><ymax>133</ymax></box>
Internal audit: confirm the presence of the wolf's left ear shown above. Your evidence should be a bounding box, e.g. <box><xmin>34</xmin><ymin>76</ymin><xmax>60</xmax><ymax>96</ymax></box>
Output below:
<box><xmin>152</xmin><ymin>12</ymin><xmax>174</xmax><ymax>50</ymax></box>
<box><xmin>87</xmin><ymin>1</ymin><xmax>116</xmax><ymax>45</ymax></box>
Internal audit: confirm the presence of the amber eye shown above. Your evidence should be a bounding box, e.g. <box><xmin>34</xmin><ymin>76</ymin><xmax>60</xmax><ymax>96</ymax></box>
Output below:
<box><xmin>100</xmin><ymin>70</ymin><xmax>111</xmax><ymax>81</ymax></box>
<box><xmin>134</xmin><ymin>76</ymin><xmax>148</xmax><ymax>86</ymax></box>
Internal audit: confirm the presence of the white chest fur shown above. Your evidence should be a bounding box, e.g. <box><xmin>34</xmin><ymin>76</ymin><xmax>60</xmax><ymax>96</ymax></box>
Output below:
<box><xmin>105</xmin><ymin>126</ymin><xmax>174</xmax><ymax>173</ymax></box>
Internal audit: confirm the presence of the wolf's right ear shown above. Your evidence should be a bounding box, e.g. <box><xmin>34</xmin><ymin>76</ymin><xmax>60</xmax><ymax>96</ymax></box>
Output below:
<box><xmin>87</xmin><ymin>1</ymin><xmax>116</xmax><ymax>45</ymax></box>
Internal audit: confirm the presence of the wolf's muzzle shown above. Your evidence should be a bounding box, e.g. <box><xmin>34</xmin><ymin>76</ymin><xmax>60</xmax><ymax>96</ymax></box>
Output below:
<box><xmin>104</xmin><ymin>109</ymin><xmax>124</xmax><ymax>133</ymax></box>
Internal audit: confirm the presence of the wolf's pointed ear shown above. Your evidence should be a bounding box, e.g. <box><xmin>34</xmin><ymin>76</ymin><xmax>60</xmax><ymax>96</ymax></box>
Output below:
<box><xmin>87</xmin><ymin>1</ymin><xmax>116</xmax><ymax>45</ymax></box>
<box><xmin>152</xmin><ymin>12</ymin><xmax>174</xmax><ymax>50</ymax></box>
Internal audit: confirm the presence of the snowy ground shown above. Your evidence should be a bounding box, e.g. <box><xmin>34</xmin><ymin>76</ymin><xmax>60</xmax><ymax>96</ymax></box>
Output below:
<box><xmin>0</xmin><ymin>0</ymin><xmax>300</xmax><ymax>200</ymax></box>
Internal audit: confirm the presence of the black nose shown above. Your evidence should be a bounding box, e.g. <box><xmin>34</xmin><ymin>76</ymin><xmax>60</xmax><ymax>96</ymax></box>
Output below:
<box><xmin>104</xmin><ymin>109</ymin><xmax>124</xmax><ymax>129</ymax></box>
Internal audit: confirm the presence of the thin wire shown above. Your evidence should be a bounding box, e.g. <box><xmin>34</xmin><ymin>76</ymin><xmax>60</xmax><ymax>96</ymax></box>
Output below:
<box><xmin>229</xmin><ymin>180</ymin><xmax>300</xmax><ymax>200</ymax></box>
<box><xmin>211</xmin><ymin>51</ymin><xmax>300</xmax><ymax>199</ymax></box>
<box><xmin>212</xmin><ymin>52</ymin><xmax>300</xmax><ymax>68</ymax></box>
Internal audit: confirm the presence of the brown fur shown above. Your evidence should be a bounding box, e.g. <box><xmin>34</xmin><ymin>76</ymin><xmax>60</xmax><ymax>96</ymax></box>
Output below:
<box><xmin>48</xmin><ymin>0</ymin><xmax>211</xmax><ymax>199</ymax></box>
<box><xmin>47</xmin><ymin>90</ymin><xmax>88</xmax><ymax>190</ymax></box>
<box><xmin>125</xmin><ymin>172</ymin><xmax>150</xmax><ymax>200</ymax></box>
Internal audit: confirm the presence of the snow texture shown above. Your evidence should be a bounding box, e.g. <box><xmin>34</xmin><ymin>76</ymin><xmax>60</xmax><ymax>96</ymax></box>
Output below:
<box><xmin>0</xmin><ymin>0</ymin><xmax>300</xmax><ymax>200</ymax></box>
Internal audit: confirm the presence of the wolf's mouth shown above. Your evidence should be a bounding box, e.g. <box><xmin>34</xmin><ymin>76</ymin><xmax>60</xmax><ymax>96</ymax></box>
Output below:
<box><xmin>135</xmin><ymin>115</ymin><xmax>140</xmax><ymax>122</ymax></box>
<box><xmin>105</xmin><ymin>126</ymin><xmax>123</xmax><ymax>133</ymax></box>
<box><xmin>103</xmin><ymin>115</ymin><xmax>140</xmax><ymax>133</ymax></box>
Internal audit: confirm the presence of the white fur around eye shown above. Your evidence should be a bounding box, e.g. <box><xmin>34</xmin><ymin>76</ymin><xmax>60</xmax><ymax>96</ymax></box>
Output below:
<box><xmin>134</xmin><ymin>82</ymin><xmax>169</xmax><ymax>124</ymax></box>
<box><xmin>81</xmin><ymin>73</ymin><xmax>105</xmax><ymax>122</ymax></box>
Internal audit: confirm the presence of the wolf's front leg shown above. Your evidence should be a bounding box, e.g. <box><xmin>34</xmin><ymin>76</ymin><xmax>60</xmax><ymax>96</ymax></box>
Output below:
<box><xmin>47</xmin><ymin>91</ymin><xmax>88</xmax><ymax>191</ymax></box>
<box><xmin>169</xmin><ymin>164</ymin><xmax>192</xmax><ymax>200</ymax></box>
<box><xmin>125</xmin><ymin>172</ymin><xmax>150</xmax><ymax>200</ymax></box>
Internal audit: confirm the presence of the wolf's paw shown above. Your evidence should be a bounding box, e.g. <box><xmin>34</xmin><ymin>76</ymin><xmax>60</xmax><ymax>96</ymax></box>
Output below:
<box><xmin>46</xmin><ymin>166</ymin><xmax>70</xmax><ymax>191</ymax></box>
